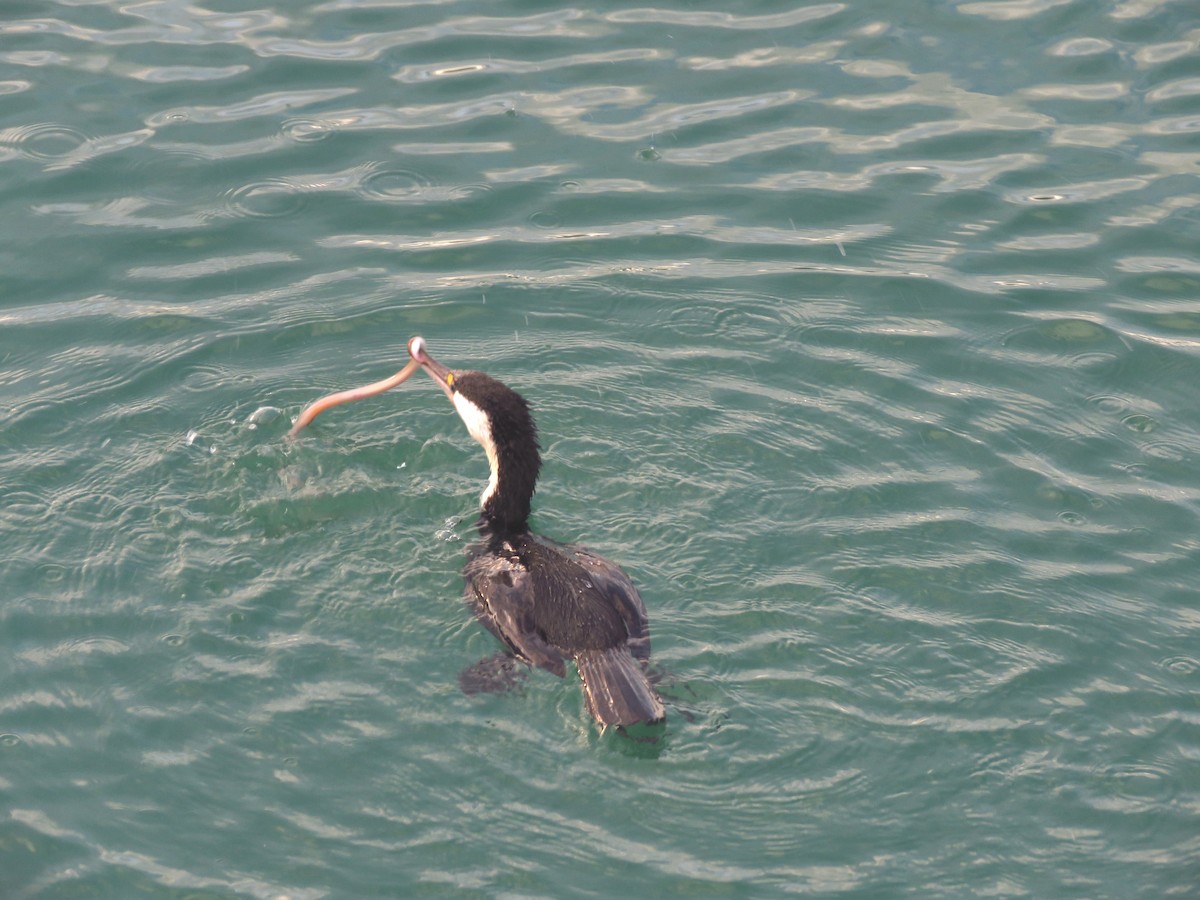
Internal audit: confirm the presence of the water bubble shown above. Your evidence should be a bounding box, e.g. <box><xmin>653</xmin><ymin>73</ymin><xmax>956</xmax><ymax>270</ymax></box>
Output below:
<box><xmin>1089</xmin><ymin>395</ymin><xmax>1127</xmax><ymax>415</ymax></box>
<box><xmin>184</xmin><ymin>430</ymin><xmax>215</xmax><ymax>455</ymax></box>
<box><xmin>360</xmin><ymin>168</ymin><xmax>431</xmax><ymax>201</ymax></box>
<box><xmin>1162</xmin><ymin>656</ymin><xmax>1197</xmax><ymax>675</ymax></box>
<box><xmin>226</xmin><ymin>180</ymin><xmax>306</xmax><ymax>219</ymax></box>
<box><xmin>1122</xmin><ymin>414</ymin><xmax>1157</xmax><ymax>433</ymax></box>
<box><xmin>282</xmin><ymin>117</ymin><xmax>335</xmax><ymax>142</ymax></box>
<box><xmin>8</xmin><ymin>122</ymin><xmax>89</xmax><ymax>162</ymax></box>
<box><xmin>246</xmin><ymin>406</ymin><xmax>282</xmax><ymax>429</ymax></box>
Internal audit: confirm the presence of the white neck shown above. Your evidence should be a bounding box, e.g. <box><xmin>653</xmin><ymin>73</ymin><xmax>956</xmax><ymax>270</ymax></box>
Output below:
<box><xmin>452</xmin><ymin>392</ymin><xmax>499</xmax><ymax>510</ymax></box>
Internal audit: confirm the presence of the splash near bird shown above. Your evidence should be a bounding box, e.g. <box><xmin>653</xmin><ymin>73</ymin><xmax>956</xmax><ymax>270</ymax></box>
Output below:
<box><xmin>290</xmin><ymin>337</ymin><xmax>665</xmax><ymax>728</ymax></box>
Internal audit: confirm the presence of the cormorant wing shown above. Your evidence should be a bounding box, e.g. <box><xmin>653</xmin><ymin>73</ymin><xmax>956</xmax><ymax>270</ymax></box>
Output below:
<box><xmin>532</xmin><ymin>536</ymin><xmax>653</xmax><ymax>662</ymax></box>
<box><xmin>463</xmin><ymin>552</ymin><xmax>567</xmax><ymax>677</ymax></box>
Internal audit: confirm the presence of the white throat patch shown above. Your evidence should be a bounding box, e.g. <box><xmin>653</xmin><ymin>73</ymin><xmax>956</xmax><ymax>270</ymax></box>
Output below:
<box><xmin>452</xmin><ymin>392</ymin><xmax>499</xmax><ymax>508</ymax></box>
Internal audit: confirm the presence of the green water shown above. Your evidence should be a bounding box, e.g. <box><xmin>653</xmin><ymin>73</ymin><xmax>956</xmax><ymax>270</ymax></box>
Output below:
<box><xmin>3</xmin><ymin>1</ymin><xmax>1199</xmax><ymax>896</ymax></box>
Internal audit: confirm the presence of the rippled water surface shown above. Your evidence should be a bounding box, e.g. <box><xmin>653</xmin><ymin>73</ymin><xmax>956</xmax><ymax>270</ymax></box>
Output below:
<box><xmin>4</xmin><ymin>1</ymin><xmax>1200</xmax><ymax>896</ymax></box>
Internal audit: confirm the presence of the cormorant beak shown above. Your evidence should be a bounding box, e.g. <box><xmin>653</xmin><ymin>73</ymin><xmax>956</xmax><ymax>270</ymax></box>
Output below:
<box><xmin>406</xmin><ymin>335</ymin><xmax>457</xmax><ymax>401</ymax></box>
<box><xmin>287</xmin><ymin>335</ymin><xmax>454</xmax><ymax>438</ymax></box>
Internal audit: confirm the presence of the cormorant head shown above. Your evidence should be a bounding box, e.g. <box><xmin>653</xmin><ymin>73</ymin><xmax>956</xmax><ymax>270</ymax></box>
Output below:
<box><xmin>409</xmin><ymin>337</ymin><xmax>541</xmax><ymax>532</ymax></box>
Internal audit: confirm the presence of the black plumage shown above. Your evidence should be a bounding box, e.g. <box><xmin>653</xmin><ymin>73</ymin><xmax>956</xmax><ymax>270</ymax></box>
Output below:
<box><xmin>434</xmin><ymin>362</ymin><xmax>664</xmax><ymax>727</ymax></box>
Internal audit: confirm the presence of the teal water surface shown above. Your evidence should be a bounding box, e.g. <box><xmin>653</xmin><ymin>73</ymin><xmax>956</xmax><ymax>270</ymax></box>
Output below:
<box><xmin>3</xmin><ymin>1</ymin><xmax>1199</xmax><ymax>896</ymax></box>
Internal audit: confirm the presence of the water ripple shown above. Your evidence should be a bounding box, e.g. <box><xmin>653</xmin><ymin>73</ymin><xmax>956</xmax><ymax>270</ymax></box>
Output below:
<box><xmin>0</xmin><ymin>122</ymin><xmax>91</xmax><ymax>162</ymax></box>
<box><xmin>224</xmin><ymin>180</ymin><xmax>310</xmax><ymax>219</ymax></box>
<box><xmin>606</xmin><ymin>6</ymin><xmax>846</xmax><ymax>28</ymax></box>
<box><xmin>127</xmin><ymin>64</ymin><xmax>251</xmax><ymax>83</ymax></box>
<box><xmin>394</xmin><ymin>47</ymin><xmax>670</xmax><ymax>83</ymax></box>
<box><xmin>4</xmin><ymin>0</ymin><xmax>1200</xmax><ymax>895</ymax></box>
<box><xmin>252</xmin><ymin>9</ymin><xmax>602</xmax><ymax>61</ymax></box>
<box><xmin>145</xmin><ymin>88</ymin><xmax>358</xmax><ymax>128</ymax></box>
